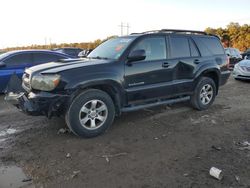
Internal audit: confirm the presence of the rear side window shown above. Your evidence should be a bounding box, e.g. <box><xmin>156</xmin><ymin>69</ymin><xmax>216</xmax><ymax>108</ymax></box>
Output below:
<box><xmin>132</xmin><ymin>37</ymin><xmax>167</xmax><ymax>61</ymax></box>
<box><xmin>170</xmin><ymin>37</ymin><xmax>190</xmax><ymax>58</ymax></box>
<box><xmin>194</xmin><ymin>37</ymin><xmax>224</xmax><ymax>56</ymax></box>
<box><xmin>64</xmin><ymin>49</ymin><xmax>78</xmax><ymax>56</ymax></box>
<box><xmin>4</xmin><ymin>53</ymin><xmax>32</xmax><ymax>66</ymax></box>
<box><xmin>33</xmin><ymin>53</ymin><xmax>65</xmax><ymax>64</ymax></box>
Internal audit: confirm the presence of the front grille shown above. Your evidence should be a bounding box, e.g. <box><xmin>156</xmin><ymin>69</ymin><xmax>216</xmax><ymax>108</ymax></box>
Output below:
<box><xmin>246</xmin><ymin>67</ymin><xmax>250</xmax><ymax>72</ymax></box>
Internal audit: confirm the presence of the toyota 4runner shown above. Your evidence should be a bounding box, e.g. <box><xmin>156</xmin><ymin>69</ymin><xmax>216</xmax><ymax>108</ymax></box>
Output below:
<box><xmin>6</xmin><ymin>29</ymin><xmax>231</xmax><ymax>138</ymax></box>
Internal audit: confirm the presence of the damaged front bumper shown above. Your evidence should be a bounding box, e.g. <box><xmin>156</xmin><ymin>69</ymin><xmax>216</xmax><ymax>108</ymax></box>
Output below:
<box><xmin>5</xmin><ymin>91</ymin><xmax>69</xmax><ymax>118</ymax></box>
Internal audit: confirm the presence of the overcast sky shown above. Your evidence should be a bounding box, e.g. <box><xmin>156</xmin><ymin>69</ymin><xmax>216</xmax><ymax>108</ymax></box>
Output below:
<box><xmin>0</xmin><ymin>0</ymin><xmax>249</xmax><ymax>48</ymax></box>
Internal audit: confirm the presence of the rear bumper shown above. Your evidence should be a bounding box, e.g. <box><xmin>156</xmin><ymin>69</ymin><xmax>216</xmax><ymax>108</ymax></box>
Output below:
<box><xmin>219</xmin><ymin>71</ymin><xmax>231</xmax><ymax>86</ymax></box>
<box><xmin>5</xmin><ymin>91</ymin><xmax>69</xmax><ymax>118</ymax></box>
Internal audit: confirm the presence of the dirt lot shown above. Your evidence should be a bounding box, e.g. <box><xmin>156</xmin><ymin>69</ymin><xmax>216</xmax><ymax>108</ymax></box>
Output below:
<box><xmin>0</xmin><ymin>76</ymin><xmax>250</xmax><ymax>188</ymax></box>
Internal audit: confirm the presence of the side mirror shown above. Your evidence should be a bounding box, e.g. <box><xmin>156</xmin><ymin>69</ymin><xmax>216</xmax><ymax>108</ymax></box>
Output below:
<box><xmin>0</xmin><ymin>61</ymin><xmax>6</xmax><ymax>68</ymax></box>
<box><xmin>128</xmin><ymin>49</ymin><xmax>146</xmax><ymax>62</ymax></box>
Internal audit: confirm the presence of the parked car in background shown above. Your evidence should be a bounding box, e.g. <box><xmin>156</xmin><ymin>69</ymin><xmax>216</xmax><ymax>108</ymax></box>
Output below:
<box><xmin>225</xmin><ymin>48</ymin><xmax>242</xmax><ymax>70</ymax></box>
<box><xmin>6</xmin><ymin>29</ymin><xmax>230</xmax><ymax>138</ymax></box>
<box><xmin>241</xmin><ymin>48</ymin><xmax>250</xmax><ymax>59</ymax></box>
<box><xmin>78</xmin><ymin>49</ymin><xmax>93</xmax><ymax>58</ymax></box>
<box><xmin>0</xmin><ymin>50</ymin><xmax>71</xmax><ymax>92</ymax></box>
<box><xmin>52</xmin><ymin>48</ymin><xmax>83</xmax><ymax>58</ymax></box>
<box><xmin>233</xmin><ymin>58</ymin><xmax>250</xmax><ymax>80</ymax></box>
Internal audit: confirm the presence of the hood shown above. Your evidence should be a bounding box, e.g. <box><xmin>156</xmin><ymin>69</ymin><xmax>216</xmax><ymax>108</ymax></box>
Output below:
<box><xmin>27</xmin><ymin>58</ymin><xmax>114</xmax><ymax>74</ymax></box>
<box><xmin>238</xmin><ymin>60</ymin><xmax>250</xmax><ymax>67</ymax></box>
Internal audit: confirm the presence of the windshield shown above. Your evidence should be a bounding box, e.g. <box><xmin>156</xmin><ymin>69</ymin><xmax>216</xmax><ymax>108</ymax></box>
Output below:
<box><xmin>88</xmin><ymin>37</ymin><xmax>135</xmax><ymax>60</ymax></box>
<box><xmin>0</xmin><ymin>51</ymin><xmax>12</xmax><ymax>61</ymax></box>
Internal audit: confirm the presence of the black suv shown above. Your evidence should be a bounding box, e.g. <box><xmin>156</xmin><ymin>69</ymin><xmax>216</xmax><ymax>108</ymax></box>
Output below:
<box><xmin>7</xmin><ymin>29</ymin><xmax>230</xmax><ymax>138</ymax></box>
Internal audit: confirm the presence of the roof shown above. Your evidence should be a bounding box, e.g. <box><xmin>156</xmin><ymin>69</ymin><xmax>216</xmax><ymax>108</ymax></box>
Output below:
<box><xmin>130</xmin><ymin>29</ymin><xmax>219</xmax><ymax>38</ymax></box>
<box><xmin>2</xmin><ymin>49</ymin><xmax>71</xmax><ymax>56</ymax></box>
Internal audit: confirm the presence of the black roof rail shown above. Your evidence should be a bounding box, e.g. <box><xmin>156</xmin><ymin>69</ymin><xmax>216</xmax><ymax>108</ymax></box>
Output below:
<box><xmin>131</xmin><ymin>29</ymin><xmax>208</xmax><ymax>35</ymax></box>
<box><xmin>160</xmin><ymin>29</ymin><xmax>207</xmax><ymax>35</ymax></box>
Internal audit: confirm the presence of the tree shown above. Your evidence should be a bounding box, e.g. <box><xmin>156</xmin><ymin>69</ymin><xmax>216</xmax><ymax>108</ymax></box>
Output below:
<box><xmin>205</xmin><ymin>22</ymin><xmax>250</xmax><ymax>51</ymax></box>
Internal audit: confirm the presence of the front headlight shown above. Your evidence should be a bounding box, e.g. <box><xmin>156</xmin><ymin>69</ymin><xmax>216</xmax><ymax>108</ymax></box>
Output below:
<box><xmin>240</xmin><ymin>66</ymin><xmax>247</xmax><ymax>72</ymax></box>
<box><xmin>31</xmin><ymin>74</ymin><xmax>60</xmax><ymax>91</ymax></box>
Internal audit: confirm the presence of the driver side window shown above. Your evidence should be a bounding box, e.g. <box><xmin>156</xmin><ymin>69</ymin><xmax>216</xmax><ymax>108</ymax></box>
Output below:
<box><xmin>131</xmin><ymin>37</ymin><xmax>167</xmax><ymax>61</ymax></box>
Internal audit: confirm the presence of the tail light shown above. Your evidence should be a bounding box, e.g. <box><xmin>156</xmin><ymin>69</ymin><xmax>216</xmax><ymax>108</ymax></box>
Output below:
<box><xmin>226</xmin><ymin>56</ymin><xmax>230</xmax><ymax>69</ymax></box>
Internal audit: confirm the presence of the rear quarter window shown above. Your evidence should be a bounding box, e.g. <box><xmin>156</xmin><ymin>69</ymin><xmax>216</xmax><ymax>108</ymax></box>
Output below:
<box><xmin>193</xmin><ymin>37</ymin><xmax>225</xmax><ymax>56</ymax></box>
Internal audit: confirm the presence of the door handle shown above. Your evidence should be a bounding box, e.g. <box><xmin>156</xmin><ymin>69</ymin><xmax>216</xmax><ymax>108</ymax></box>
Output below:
<box><xmin>162</xmin><ymin>62</ymin><xmax>169</xmax><ymax>68</ymax></box>
<box><xmin>194</xmin><ymin>59</ymin><xmax>200</xmax><ymax>64</ymax></box>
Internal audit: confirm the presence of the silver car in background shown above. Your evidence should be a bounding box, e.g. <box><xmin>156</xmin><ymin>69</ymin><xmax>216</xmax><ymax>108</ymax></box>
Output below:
<box><xmin>233</xmin><ymin>57</ymin><xmax>250</xmax><ymax>80</ymax></box>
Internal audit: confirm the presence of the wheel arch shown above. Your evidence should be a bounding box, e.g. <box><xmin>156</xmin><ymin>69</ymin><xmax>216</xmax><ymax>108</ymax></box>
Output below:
<box><xmin>195</xmin><ymin>68</ymin><xmax>220</xmax><ymax>94</ymax></box>
<box><xmin>68</xmin><ymin>81</ymin><xmax>124</xmax><ymax>116</ymax></box>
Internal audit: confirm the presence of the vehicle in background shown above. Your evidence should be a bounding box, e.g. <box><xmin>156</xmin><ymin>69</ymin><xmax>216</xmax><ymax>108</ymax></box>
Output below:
<box><xmin>6</xmin><ymin>29</ymin><xmax>230</xmax><ymax>138</ymax></box>
<box><xmin>241</xmin><ymin>48</ymin><xmax>250</xmax><ymax>59</ymax></box>
<box><xmin>225</xmin><ymin>48</ymin><xmax>242</xmax><ymax>70</ymax></box>
<box><xmin>78</xmin><ymin>49</ymin><xmax>93</xmax><ymax>58</ymax></box>
<box><xmin>233</xmin><ymin>59</ymin><xmax>250</xmax><ymax>80</ymax></box>
<box><xmin>52</xmin><ymin>48</ymin><xmax>83</xmax><ymax>58</ymax></box>
<box><xmin>0</xmin><ymin>50</ymin><xmax>71</xmax><ymax>92</ymax></box>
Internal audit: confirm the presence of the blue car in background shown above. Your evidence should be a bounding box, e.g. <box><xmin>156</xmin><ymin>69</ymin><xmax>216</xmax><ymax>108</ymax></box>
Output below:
<box><xmin>0</xmin><ymin>50</ymin><xmax>71</xmax><ymax>92</ymax></box>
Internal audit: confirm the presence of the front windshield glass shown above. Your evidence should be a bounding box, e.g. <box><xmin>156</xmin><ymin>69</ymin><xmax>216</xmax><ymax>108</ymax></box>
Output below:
<box><xmin>0</xmin><ymin>52</ymin><xmax>12</xmax><ymax>61</ymax></box>
<box><xmin>88</xmin><ymin>37</ymin><xmax>135</xmax><ymax>60</ymax></box>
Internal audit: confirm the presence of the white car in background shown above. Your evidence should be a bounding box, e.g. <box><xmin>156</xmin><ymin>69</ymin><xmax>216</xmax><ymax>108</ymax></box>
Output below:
<box><xmin>233</xmin><ymin>57</ymin><xmax>250</xmax><ymax>80</ymax></box>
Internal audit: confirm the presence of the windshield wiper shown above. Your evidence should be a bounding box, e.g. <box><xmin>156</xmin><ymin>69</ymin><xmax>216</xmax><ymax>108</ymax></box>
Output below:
<box><xmin>88</xmin><ymin>56</ymin><xmax>110</xmax><ymax>60</ymax></box>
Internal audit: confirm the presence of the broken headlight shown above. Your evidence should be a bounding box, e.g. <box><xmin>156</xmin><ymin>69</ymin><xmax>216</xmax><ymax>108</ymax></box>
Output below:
<box><xmin>31</xmin><ymin>74</ymin><xmax>60</xmax><ymax>91</ymax></box>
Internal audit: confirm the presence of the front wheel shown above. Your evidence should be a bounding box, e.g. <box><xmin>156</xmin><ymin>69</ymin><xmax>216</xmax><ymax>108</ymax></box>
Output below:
<box><xmin>190</xmin><ymin>77</ymin><xmax>216</xmax><ymax>110</ymax></box>
<box><xmin>66</xmin><ymin>89</ymin><xmax>115</xmax><ymax>138</ymax></box>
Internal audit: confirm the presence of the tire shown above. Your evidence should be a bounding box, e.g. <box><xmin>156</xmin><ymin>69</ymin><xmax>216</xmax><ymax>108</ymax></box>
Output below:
<box><xmin>190</xmin><ymin>77</ymin><xmax>216</xmax><ymax>111</ymax></box>
<box><xmin>65</xmin><ymin>89</ymin><xmax>115</xmax><ymax>138</ymax></box>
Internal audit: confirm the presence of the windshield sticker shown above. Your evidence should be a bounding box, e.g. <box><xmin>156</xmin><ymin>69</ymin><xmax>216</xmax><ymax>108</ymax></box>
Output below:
<box><xmin>115</xmin><ymin>45</ymin><xmax>125</xmax><ymax>52</ymax></box>
<box><xmin>119</xmin><ymin>39</ymin><xmax>132</xmax><ymax>43</ymax></box>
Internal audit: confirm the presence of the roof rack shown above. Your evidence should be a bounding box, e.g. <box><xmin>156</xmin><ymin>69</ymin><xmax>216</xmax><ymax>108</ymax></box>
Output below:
<box><xmin>131</xmin><ymin>29</ymin><xmax>208</xmax><ymax>35</ymax></box>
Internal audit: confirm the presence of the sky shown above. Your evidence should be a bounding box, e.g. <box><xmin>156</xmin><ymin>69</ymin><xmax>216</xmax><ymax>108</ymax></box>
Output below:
<box><xmin>0</xmin><ymin>0</ymin><xmax>249</xmax><ymax>48</ymax></box>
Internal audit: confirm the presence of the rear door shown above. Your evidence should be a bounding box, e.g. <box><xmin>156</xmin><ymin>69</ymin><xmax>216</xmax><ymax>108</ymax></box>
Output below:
<box><xmin>0</xmin><ymin>53</ymin><xmax>32</xmax><ymax>92</ymax></box>
<box><xmin>167</xmin><ymin>35</ymin><xmax>201</xmax><ymax>95</ymax></box>
<box><xmin>124</xmin><ymin>36</ymin><xmax>174</xmax><ymax>103</ymax></box>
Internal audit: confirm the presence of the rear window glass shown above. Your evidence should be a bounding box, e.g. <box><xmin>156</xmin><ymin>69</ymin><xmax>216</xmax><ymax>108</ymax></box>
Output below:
<box><xmin>195</xmin><ymin>37</ymin><xmax>224</xmax><ymax>56</ymax></box>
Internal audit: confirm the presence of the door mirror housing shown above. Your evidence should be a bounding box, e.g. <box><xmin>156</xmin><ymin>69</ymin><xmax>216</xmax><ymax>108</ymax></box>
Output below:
<box><xmin>0</xmin><ymin>61</ymin><xmax>6</xmax><ymax>68</ymax></box>
<box><xmin>128</xmin><ymin>49</ymin><xmax>146</xmax><ymax>62</ymax></box>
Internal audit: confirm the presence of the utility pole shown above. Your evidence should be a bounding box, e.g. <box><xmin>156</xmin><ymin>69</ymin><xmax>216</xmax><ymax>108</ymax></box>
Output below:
<box><xmin>118</xmin><ymin>22</ymin><xmax>130</xmax><ymax>36</ymax></box>
<box><xmin>119</xmin><ymin>22</ymin><xmax>124</xmax><ymax>36</ymax></box>
<box><xmin>126</xmin><ymin>23</ymin><xmax>130</xmax><ymax>35</ymax></box>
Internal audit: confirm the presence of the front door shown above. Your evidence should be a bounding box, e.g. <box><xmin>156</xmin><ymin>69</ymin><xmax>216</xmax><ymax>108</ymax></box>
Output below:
<box><xmin>0</xmin><ymin>53</ymin><xmax>32</xmax><ymax>92</ymax></box>
<box><xmin>124</xmin><ymin>36</ymin><xmax>174</xmax><ymax>103</ymax></box>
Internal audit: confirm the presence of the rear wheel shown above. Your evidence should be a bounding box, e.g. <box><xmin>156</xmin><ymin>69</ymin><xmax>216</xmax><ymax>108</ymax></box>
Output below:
<box><xmin>190</xmin><ymin>77</ymin><xmax>216</xmax><ymax>110</ymax></box>
<box><xmin>66</xmin><ymin>89</ymin><xmax>115</xmax><ymax>138</ymax></box>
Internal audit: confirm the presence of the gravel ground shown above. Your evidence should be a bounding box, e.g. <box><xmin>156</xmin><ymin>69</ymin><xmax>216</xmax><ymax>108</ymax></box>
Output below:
<box><xmin>0</xmin><ymin>76</ymin><xmax>250</xmax><ymax>188</ymax></box>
